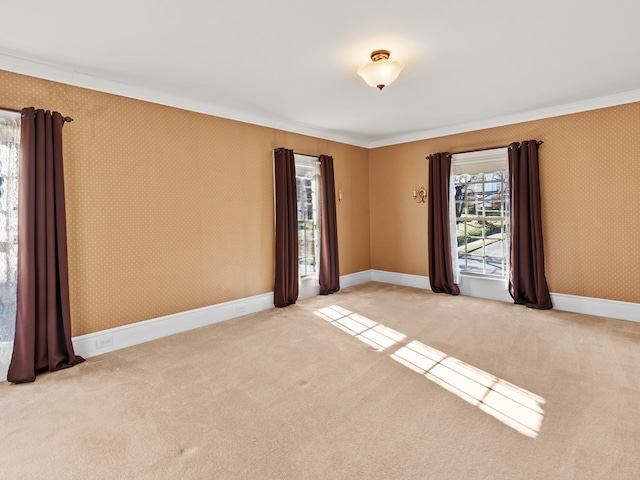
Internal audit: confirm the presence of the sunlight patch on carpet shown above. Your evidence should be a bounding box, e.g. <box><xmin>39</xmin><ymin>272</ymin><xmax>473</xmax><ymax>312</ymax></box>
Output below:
<box><xmin>393</xmin><ymin>341</ymin><xmax>545</xmax><ymax>438</ymax></box>
<box><xmin>314</xmin><ymin>305</ymin><xmax>545</xmax><ymax>438</ymax></box>
<box><xmin>314</xmin><ymin>305</ymin><xmax>405</xmax><ymax>351</ymax></box>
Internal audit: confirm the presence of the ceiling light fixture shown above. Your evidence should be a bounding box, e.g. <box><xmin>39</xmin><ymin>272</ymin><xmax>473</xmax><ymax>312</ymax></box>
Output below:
<box><xmin>357</xmin><ymin>50</ymin><xmax>404</xmax><ymax>90</ymax></box>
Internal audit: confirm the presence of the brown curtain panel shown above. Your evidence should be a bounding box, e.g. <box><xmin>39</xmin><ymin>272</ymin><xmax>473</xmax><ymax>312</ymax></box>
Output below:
<box><xmin>427</xmin><ymin>152</ymin><xmax>460</xmax><ymax>295</ymax></box>
<box><xmin>7</xmin><ymin>108</ymin><xmax>84</xmax><ymax>383</ymax></box>
<box><xmin>319</xmin><ymin>155</ymin><xmax>340</xmax><ymax>295</ymax></box>
<box><xmin>273</xmin><ymin>148</ymin><xmax>298</xmax><ymax>307</ymax></box>
<box><xmin>508</xmin><ymin>141</ymin><xmax>552</xmax><ymax>309</ymax></box>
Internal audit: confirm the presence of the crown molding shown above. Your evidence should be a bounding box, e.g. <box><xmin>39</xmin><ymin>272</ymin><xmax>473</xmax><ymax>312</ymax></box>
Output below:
<box><xmin>369</xmin><ymin>89</ymin><xmax>640</xmax><ymax>148</ymax></box>
<box><xmin>2</xmin><ymin>50</ymin><xmax>639</xmax><ymax>150</ymax></box>
<box><xmin>0</xmin><ymin>51</ymin><xmax>370</xmax><ymax>148</ymax></box>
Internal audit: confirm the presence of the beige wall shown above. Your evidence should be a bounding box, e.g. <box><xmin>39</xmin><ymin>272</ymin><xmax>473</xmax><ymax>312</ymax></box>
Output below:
<box><xmin>370</xmin><ymin>103</ymin><xmax>640</xmax><ymax>304</ymax></box>
<box><xmin>2</xmin><ymin>68</ymin><xmax>638</xmax><ymax>337</ymax></box>
<box><xmin>0</xmin><ymin>70</ymin><xmax>371</xmax><ymax>336</ymax></box>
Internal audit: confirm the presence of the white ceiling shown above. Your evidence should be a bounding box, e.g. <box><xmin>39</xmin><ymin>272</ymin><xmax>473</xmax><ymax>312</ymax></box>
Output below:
<box><xmin>1</xmin><ymin>0</ymin><xmax>639</xmax><ymax>148</ymax></box>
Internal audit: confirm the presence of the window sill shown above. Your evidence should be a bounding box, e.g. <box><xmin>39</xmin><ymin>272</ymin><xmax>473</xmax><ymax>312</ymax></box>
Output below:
<box><xmin>457</xmin><ymin>274</ymin><xmax>512</xmax><ymax>303</ymax></box>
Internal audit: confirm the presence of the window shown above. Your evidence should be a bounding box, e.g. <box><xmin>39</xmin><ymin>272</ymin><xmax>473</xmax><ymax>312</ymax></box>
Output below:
<box><xmin>295</xmin><ymin>155</ymin><xmax>320</xmax><ymax>279</ymax></box>
<box><xmin>451</xmin><ymin>148</ymin><xmax>509</xmax><ymax>278</ymax></box>
<box><xmin>0</xmin><ymin>111</ymin><xmax>20</xmax><ymax>371</ymax></box>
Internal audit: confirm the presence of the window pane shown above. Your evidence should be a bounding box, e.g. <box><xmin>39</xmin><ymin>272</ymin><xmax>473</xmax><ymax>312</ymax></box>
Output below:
<box><xmin>0</xmin><ymin>115</ymin><xmax>20</xmax><ymax>368</ymax></box>
<box><xmin>455</xmin><ymin>170</ymin><xmax>509</xmax><ymax>277</ymax></box>
<box><xmin>295</xmin><ymin>157</ymin><xmax>320</xmax><ymax>279</ymax></box>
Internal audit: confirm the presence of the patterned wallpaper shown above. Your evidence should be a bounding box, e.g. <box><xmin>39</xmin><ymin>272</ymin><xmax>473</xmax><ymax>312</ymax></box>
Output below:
<box><xmin>1</xmin><ymin>67</ymin><xmax>638</xmax><ymax>337</ymax></box>
<box><xmin>370</xmin><ymin>102</ymin><xmax>640</xmax><ymax>304</ymax></box>
<box><xmin>0</xmin><ymin>70</ymin><xmax>370</xmax><ymax>335</ymax></box>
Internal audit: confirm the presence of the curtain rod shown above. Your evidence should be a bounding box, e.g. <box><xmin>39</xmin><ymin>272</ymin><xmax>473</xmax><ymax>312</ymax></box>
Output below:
<box><xmin>0</xmin><ymin>106</ymin><xmax>21</xmax><ymax>114</ymax></box>
<box><xmin>1</xmin><ymin>106</ymin><xmax>74</xmax><ymax>123</ymax></box>
<box><xmin>274</xmin><ymin>148</ymin><xmax>318</xmax><ymax>158</ymax></box>
<box><xmin>450</xmin><ymin>143</ymin><xmax>512</xmax><ymax>156</ymax></box>
<box><xmin>427</xmin><ymin>141</ymin><xmax>543</xmax><ymax>158</ymax></box>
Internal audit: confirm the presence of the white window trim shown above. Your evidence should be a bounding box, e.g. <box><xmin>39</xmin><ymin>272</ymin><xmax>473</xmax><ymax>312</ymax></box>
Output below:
<box><xmin>0</xmin><ymin>109</ymin><xmax>21</xmax><ymax>383</ymax></box>
<box><xmin>294</xmin><ymin>154</ymin><xmax>321</xmax><ymax>297</ymax></box>
<box><xmin>451</xmin><ymin>147</ymin><xmax>509</xmax><ymax>291</ymax></box>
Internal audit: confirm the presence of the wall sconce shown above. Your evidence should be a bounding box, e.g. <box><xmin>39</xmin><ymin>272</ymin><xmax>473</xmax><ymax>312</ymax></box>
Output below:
<box><xmin>338</xmin><ymin>188</ymin><xmax>343</xmax><ymax>204</ymax></box>
<box><xmin>413</xmin><ymin>186</ymin><xmax>427</xmax><ymax>203</ymax></box>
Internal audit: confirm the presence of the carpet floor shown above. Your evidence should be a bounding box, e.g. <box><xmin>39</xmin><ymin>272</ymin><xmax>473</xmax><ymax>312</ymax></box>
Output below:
<box><xmin>1</xmin><ymin>282</ymin><xmax>639</xmax><ymax>479</ymax></box>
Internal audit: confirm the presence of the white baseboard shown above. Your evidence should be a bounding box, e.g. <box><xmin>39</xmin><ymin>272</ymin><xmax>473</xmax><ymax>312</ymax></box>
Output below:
<box><xmin>550</xmin><ymin>292</ymin><xmax>640</xmax><ymax>323</ymax></box>
<box><xmin>73</xmin><ymin>270</ymin><xmax>376</xmax><ymax>360</ymax></box>
<box><xmin>0</xmin><ymin>271</ymin><xmax>375</xmax><ymax>382</ymax></box>
<box><xmin>368</xmin><ymin>269</ymin><xmax>640</xmax><ymax>324</ymax></box>
<box><xmin>1</xmin><ymin>292</ymin><xmax>278</xmax><ymax>383</ymax></box>
<box><xmin>371</xmin><ymin>270</ymin><xmax>431</xmax><ymax>290</ymax></box>
<box><xmin>3</xmin><ymin>269</ymin><xmax>636</xmax><ymax>383</ymax></box>
<box><xmin>66</xmin><ymin>270</ymin><xmax>640</xmax><ymax>362</ymax></box>
<box><xmin>72</xmin><ymin>291</ymin><xmax>275</xmax><ymax>359</ymax></box>
<box><xmin>340</xmin><ymin>270</ymin><xmax>374</xmax><ymax>288</ymax></box>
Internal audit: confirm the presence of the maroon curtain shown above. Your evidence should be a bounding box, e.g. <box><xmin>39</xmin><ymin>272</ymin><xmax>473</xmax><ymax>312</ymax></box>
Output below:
<box><xmin>273</xmin><ymin>148</ymin><xmax>298</xmax><ymax>307</ymax></box>
<box><xmin>508</xmin><ymin>141</ymin><xmax>552</xmax><ymax>309</ymax></box>
<box><xmin>427</xmin><ymin>152</ymin><xmax>460</xmax><ymax>295</ymax></box>
<box><xmin>319</xmin><ymin>155</ymin><xmax>340</xmax><ymax>295</ymax></box>
<box><xmin>7</xmin><ymin>108</ymin><xmax>84</xmax><ymax>383</ymax></box>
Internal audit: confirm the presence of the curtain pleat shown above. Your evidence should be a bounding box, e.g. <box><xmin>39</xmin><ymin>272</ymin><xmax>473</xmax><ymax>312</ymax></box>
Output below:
<box><xmin>319</xmin><ymin>155</ymin><xmax>340</xmax><ymax>295</ymax></box>
<box><xmin>428</xmin><ymin>152</ymin><xmax>460</xmax><ymax>295</ymax></box>
<box><xmin>273</xmin><ymin>148</ymin><xmax>298</xmax><ymax>307</ymax></box>
<box><xmin>7</xmin><ymin>108</ymin><xmax>84</xmax><ymax>383</ymax></box>
<box><xmin>508</xmin><ymin>141</ymin><xmax>552</xmax><ymax>309</ymax></box>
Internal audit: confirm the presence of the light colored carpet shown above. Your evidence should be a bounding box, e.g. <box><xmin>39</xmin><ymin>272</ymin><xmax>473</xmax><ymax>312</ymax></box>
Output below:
<box><xmin>1</xmin><ymin>282</ymin><xmax>640</xmax><ymax>479</ymax></box>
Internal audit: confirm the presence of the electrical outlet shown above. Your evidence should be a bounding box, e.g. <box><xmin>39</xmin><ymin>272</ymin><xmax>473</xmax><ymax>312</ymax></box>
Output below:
<box><xmin>236</xmin><ymin>304</ymin><xmax>247</xmax><ymax>314</ymax></box>
<box><xmin>96</xmin><ymin>334</ymin><xmax>114</xmax><ymax>349</ymax></box>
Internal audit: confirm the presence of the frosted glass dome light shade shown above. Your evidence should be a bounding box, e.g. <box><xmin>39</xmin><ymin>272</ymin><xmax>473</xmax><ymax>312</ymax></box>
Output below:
<box><xmin>357</xmin><ymin>50</ymin><xmax>404</xmax><ymax>90</ymax></box>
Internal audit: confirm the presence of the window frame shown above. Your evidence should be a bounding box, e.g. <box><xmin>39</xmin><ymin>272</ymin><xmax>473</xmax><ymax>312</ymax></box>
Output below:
<box><xmin>450</xmin><ymin>148</ymin><xmax>510</xmax><ymax>282</ymax></box>
<box><xmin>0</xmin><ymin>109</ymin><xmax>21</xmax><ymax>382</ymax></box>
<box><xmin>294</xmin><ymin>154</ymin><xmax>321</xmax><ymax>282</ymax></box>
